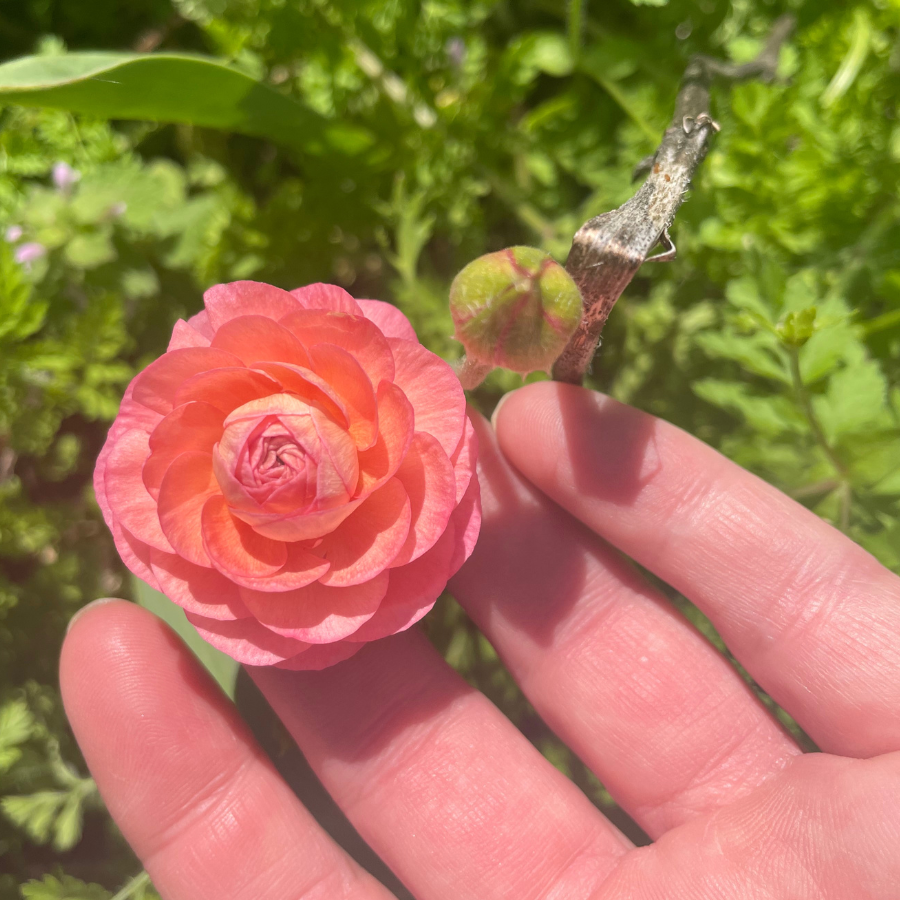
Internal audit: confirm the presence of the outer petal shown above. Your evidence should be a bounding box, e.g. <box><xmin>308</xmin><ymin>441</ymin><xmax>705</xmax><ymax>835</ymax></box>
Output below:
<box><xmin>209</xmin><ymin>542</ymin><xmax>329</xmax><ymax>593</ymax></box>
<box><xmin>185</xmin><ymin>612</ymin><xmax>309</xmax><ymax>665</ymax></box>
<box><xmin>239</xmin><ymin>570</ymin><xmax>388</xmax><ymax>643</ymax></box>
<box><xmin>273</xmin><ymin>641</ymin><xmax>364</xmax><ymax>671</ymax></box>
<box><xmin>346</xmin><ymin>522</ymin><xmax>456</xmax><ymax>643</ymax></box>
<box><xmin>174</xmin><ymin>367</ymin><xmax>281</xmax><ymax>415</ymax></box>
<box><xmin>210</xmin><ymin>315</ymin><xmax>311</xmax><ymax>368</ymax></box>
<box><xmin>149</xmin><ymin>549</ymin><xmax>251</xmax><ymax>621</ymax></box>
<box><xmin>313</xmin><ymin>477</ymin><xmax>411</xmax><ymax>587</ymax></box>
<box><xmin>132</xmin><ymin>347</ymin><xmax>244</xmax><ymax>415</ymax></box>
<box><xmin>291</xmin><ymin>283</ymin><xmax>363</xmax><ymax>315</ymax></box>
<box><xmin>203</xmin><ymin>281</ymin><xmax>300</xmax><ymax>333</ymax></box>
<box><xmin>251</xmin><ymin>361</ymin><xmax>348</xmax><ymax>427</ymax></box>
<box><xmin>388</xmin><ymin>338</ymin><xmax>465</xmax><ymax>457</ymax></box>
<box><xmin>450</xmin><ymin>415</ymin><xmax>478</xmax><ymax>503</ymax></box>
<box><xmin>448</xmin><ymin>473</ymin><xmax>482</xmax><ymax>577</ymax></box>
<box><xmin>306</xmin><ymin>343</ymin><xmax>378</xmax><ymax>449</ymax></box>
<box><xmin>357</xmin><ymin>299</ymin><xmax>417</xmax><ymax>342</ymax></box>
<box><xmin>143</xmin><ymin>402</ymin><xmax>225</xmax><ymax>499</ymax></box>
<box><xmin>104</xmin><ymin>429</ymin><xmax>173</xmax><ymax>553</ymax></box>
<box><xmin>231</xmin><ymin>499</ymin><xmax>364</xmax><ymax>542</ymax></box>
<box><xmin>110</xmin><ymin>522</ymin><xmax>160</xmax><ymax>591</ymax></box>
<box><xmin>201</xmin><ymin>494</ymin><xmax>287</xmax><ymax>579</ymax></box>
<box><xmin>187</xmin><ymin>309</ymin><xmax>214</xmax><ymax>339</ymax></box>
<box><xmin>167</xmin><ymin>319</ymin><xmax>211</xmax><ymax>350</ymax></box>
<box><xmin>279</xmin><ymin>309</ymin><xmax>394</xmax><ymax>387</ymax></box>
<box><xmin>390</xmin><ymin>432</ymin><xmax>457</xmax><ymax>567</ymax></box>
<box><xmin>356</xmin><ymin>382</ymin><xmax>414</xmax><ymax>496</ymax></box>
<box><xmin>157</xmin><ymin>451</ymin><xmax>219</xmax><ymax>566</ymax></box>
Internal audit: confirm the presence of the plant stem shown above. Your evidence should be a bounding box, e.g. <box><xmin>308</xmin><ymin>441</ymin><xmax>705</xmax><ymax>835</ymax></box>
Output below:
<box><xmin>110</xmin><ymin>870</ymin><xmax>151</xmax><ymax>900</ymax></box>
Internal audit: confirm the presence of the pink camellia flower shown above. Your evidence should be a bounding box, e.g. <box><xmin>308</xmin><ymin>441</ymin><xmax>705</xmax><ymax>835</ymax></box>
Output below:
<box><xmin>95</xmin><ymin>281</ymin><xmax>481</xmax><ymax>669</ymax></box>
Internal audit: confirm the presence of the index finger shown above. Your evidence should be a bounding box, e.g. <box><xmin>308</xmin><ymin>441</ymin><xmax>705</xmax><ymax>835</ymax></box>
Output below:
<box><xmin>494</xmin><ymin>381</ymin><xmax>900</xmax><ymax>758</ymax></box>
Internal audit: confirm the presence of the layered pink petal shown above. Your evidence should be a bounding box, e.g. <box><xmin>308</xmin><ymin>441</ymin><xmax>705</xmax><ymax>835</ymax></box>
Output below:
<box><xmin>390</xmin><ymin>432</ymin><xmax>457</xmax><ymax>567</ymax></box>
<box><xmin>389</xmin><ymin>338</ymin><xmax>465</xmax><ymax>457</ymax></box>
<box><xmin>273</xmin><ymin>640</ymin><xmax>364</xmax><ymax>671</ymax></box>
<box><xmin>143</xmin><ymin>402</ymin><xmax>225</xmax><ymax>499</ymax></box>
<box><xmin>239</xmin><ymin>570</ymin><xmax>388</xmax><ymax>643</ymax></box>
<box><xmin>157</xmin><ymin>452</ymin><xmax>219</xmax><ymax>566</ymax></box>
<box><xmin>448</xmin><ymin>473</ymin><xmax>482</xmax><ymax>577</ymax></box>
<box><xmin>132</xmin><ymin>348</ymin><xmax>244</xmax><ymax>415</ymax></box>
<box><xmin>450</xmin><ymin>416</ymin><xmax>478</xmax><ymax>503</ymax></box>
<box><xmin>251</xmin><ymin>361</ymin><xmax>348</xmax><ymax>427</ymax></box>
<box><xmin>357</xmin><ymin>299</ymin><xmax>417</xmax><ymax>342</ymax></box>
<box><xmin>104</xmin><ymin>429</ymin><xmax>173</xmax><ymax>553</ymax></box>
<box><xmin>211</xmin><ymin>542</ymin><xmax>329</xmax><ymax>592</ymax></box>
<box><xmin>313</xmin><ymin>477</ymin><xmax>411</xmax><ymax>587</ymax></box>
<box><xmin>204</xmin><ymin>281</ymin><xmax>300</xmax><ymax>332</ymax></box>
<box><xmin>210</xmin><ymin>315</ymin><xmax>312</xmax><ymax>368</ymax></box>
<box><xmin>230</xmin><ymin>498</ymin><xmax>364</xmax><ymax>542</ymax></box>
<box><xmin>356</xmin><ymin>382</ymin><xmax>414</xmax><ymax>496</ymax></box>
<box><xmin>280</xmin><ymin>309</ymin><xmax>394</xmax><ymax>387</ymax></box>
<box><xmin>149</xmin><ymin>549</ymin><xmax>250</xmax><ymax>621</ymax></box>
<box><xmin>110</xmin><ymin>522</ymin><xmax>160</xmax><ymax>591</ymax></box>
<box><xmin>174</xmin><ymin>367</ymin><xmax>281</xmax><ymax>414</ymax></box>
<box><xmin>167</xmin><ymin>319</ymin><xmax>212</xmax><ymax>350</ymax></box>
<box><xmin>306</xmin><ymin>344</ymin><xmax>378</xmax><ymax>449</ymax></box>
<box><xmin>201</xmin><ymin>494</ymin><xmax>287</xmax><ymax>578</ymax></box>
<box><xmin>185</xmin><ymin>612</ymin><xmax>309</xmax><ymax>665</ymax></box>
<box><xmin>291</xmin><ymin>283</ymin><xmax>363</xmax><ymax>315</ymax></box>
<box><xmin>187</xmin><ymin>309</ymin><xmax>214</xmax><ymax>339</ymax></box>
<box><xmin>347</xmin><ymin>523</ymin><xmax>456</xmax><ymax>643</ymax></box>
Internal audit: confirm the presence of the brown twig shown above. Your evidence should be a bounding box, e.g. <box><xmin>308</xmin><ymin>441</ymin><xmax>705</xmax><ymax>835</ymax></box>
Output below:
<box><xmin>552</xmin><ymin>14</ymin><xmax>796</xmax><ymax>385</ymax></box>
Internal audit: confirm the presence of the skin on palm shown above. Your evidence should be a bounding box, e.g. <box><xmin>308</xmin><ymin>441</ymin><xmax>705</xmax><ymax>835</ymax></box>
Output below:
<box><xmin>61</xmin><ymin>383</ymin><xmax>900</xmax><ymax>900</ymax></box>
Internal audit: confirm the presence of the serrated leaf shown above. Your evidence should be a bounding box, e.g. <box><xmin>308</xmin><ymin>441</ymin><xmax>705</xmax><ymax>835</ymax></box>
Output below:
<box><xmin>2</xmin><ymin>789</ymin><xmax>66</xmax><ymax>843</ymax></box>
<box><xmin>695</xmin><ymin>329</ymin><xmax>790</xmax><ymax>384</ymax></box>
<box><xmin>0</xmin><ymin>699</ymin><xmax>35</xmax><ymax>771</ymax></box>
<box><xmin>693</xmin><ymin>379</ymin><xmax>802</xmax><ymax>434</ymax></box>
<box><xmin>20</xmin><ymin>874</ymin><xmax>110</xmax><ymax>900</ymax></box>
<box><xmin>814</xmin><ymin>359</ymin><xmax>887</xmax><ymax>441</ymax></box>
<box><xmin>0</xmin><ymin>52</ymin><xmax>368</xmax><ymax>153</ymax></box>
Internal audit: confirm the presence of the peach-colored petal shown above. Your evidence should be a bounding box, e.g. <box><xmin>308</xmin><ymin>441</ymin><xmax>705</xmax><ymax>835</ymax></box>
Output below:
<box><xmin>448</xmin><ymin>473</ymin><xmax>482</xmax><ymax>577</ymax></box>
<box><xmin>187</xmin><ymin>309</ymin><xmax>214</xmax><ymax>339</ymax></box>
<box><xmin>157</xmin><ymin>452</ymin><xmax>219</xmax><ymax>566</ymax></box>
<box><xmin>212</xmin><ymin>541</ymin><xmax>329</xmax><ymax>592</ymax></box>
<box><xmin>174</xmin><ymin>367</ymin><xmax>281</xmax><ymax>414</ymax></box>
<box><xmin>450</xmin><ymin>416</ymin><xmax>478</xmax><ymax>503</ymax></box>
<box><xmin>203</xmin><ymin>281</ymin><xmax>300</xmax><ymax>333</ymax></box>
<box><xmin>185</xmin><ymin>612</ymin><xmax>309</xmax><ymax>665</ymax></box>
<box><xmin>389</xmin><ymin>338</ymin><xmax>465</xmax><ymax>457</ymax></box>
<box><xmin>239</xmin><ymin>570</ymin><xmax>388</xmax><ymax>643</ymax></box>
<box><xmin>111</xmin><ymin>522</ymin><xmax>161</xmax><ymax>591</ymax></box>
<box><xmin>149</xmin><ymin>549</ymin><xmax>251</xmax><ymax>621</ymax></box>
<box><xmin>280</xmin><ymin>309</ymin><xmax>394</xmax><ymax>386</ymax></box>
<box><xmin>230</xmin><ymin>498</ymin><xmax>364</xmax><ymax>542</ymax></box>
<box><xmin>306</xmin><ymin>344</ymin><xmax>378</xmax><ymax>450</ymax></box>
<box><xmin>143</xmin><ymin>402</ymin><xmax>225</xmax><ymax>499</ymax></box>
<box><xmin>390</xmin><ymin>431</ymin><xmax>457</xmax><ymax>567</ymax></box>
<box><xmin>313</xmin><ymin>477</ymin><xmax>411</xmax><ymax>587</ymax></box>
<box><xmin>346</xmin><ymin>523</ymin><xmax>456</xmax><ymax>643</ymax></box>
<box><xmin>167</xmin><ymin>318</ymin><xmax>211</xmax><ymax>350</ymax></box>
<box><xmin>356</xmin><ymin>382</ymin><xmax>414</xmax><ymax>496</ymax></box>
<box><xmin>132</xmin><ymin>347</ymin><xmax>244</xmax><ymax>415</ymax></box>
<box><xmin>251</xmin><ymin>361</ymin><xmax>348</xmax><ymax>426</ymax></box>
<box><xmin>356</xmin><ymin>299</ymin><xmax>417</xmax><ymax>342</ymax></box>
<box><xmin>210</xmin><ymin>315</ymin><xmax>311</xmax><ymax>368</ymax></box>
<box><xmin>201</xmin><ymin>494</ymin><xmax>287</xmax><ymax>579</ymax></box>
<box><xmin>273</xmin><ymin>640</ymin><xmax>363</xmax><ymax>670</ymax></box>
<box><xmin>291</xmin><ymin>283</ymin><xmax>363</xmax><ymax>315</ymax></box>
<box><xmin>104</xmin><ymin>429</ymin><xmax>174</xmax><ymax>553</ymax></box>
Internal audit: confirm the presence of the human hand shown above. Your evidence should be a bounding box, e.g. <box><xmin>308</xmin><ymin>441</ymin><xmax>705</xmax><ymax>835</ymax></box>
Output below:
<box><xmin>61</xmin><ymin>381</ymin><xmax>900</xmax><ymax>899</ymax></box>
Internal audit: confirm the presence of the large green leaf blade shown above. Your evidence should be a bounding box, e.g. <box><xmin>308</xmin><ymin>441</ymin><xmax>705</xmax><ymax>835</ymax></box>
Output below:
<box><xmin>0</xmin><ymin>52</ymin><xmax>347</xmax><ymax>151</ymax></box>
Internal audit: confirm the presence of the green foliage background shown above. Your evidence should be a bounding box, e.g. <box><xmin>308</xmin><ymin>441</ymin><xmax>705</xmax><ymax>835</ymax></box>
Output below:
<box><xmin>1</xmin><ymin>0</ymin><xmax>899</xmax><ymax>895</ymax></box>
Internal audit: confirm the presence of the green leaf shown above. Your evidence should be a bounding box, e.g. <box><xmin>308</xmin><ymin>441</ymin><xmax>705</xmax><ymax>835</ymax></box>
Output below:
<box><xmin>21</xmin><ymin>874</ymin><xmax>110</xmax><ymax>900</ymax></box>
<box><xmin>0</xmin><ymin>53</ymin><xmax>366</xmax><ymax>153</ymax></box>
<box><xmin>0</xmin><ymin>699</ymin><xmax>35</xmax><ymax>772</ymax></box>
<box><xmin>133</xmin><ymin>578</ymin><xmax>238</xmax><ymax>698</ymax></box>
<box><xmin>815</xmin><ymin>358</ymin><xmax>887</xmax><ymax>441</ymax></box>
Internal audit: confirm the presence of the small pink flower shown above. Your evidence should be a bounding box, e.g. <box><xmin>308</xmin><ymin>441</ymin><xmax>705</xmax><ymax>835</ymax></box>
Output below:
<box><xmin>52</xmin><ymin>161</ymin><xmax>80</xmax><ymax>193</ymax></box>
<box><xmin>15</xmin><ymin>242</ymin><xmax>46</xmax><ymax>268</ymax></box>
<box><xmin>5</xmin><ymin>225</ymin><xmax>23</xmax><ymax>243</ymax></box>
<box><xmin>94</xmin><ymin>281</ymin><xmax>481</xmax><ymax>669</ymax></box>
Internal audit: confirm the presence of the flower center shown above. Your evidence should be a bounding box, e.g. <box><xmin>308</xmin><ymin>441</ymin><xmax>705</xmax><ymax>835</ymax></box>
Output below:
<box><xmin>237</xmin><ymin>418</ymin><xmax>318</xmax><ymax>509</ymax></box>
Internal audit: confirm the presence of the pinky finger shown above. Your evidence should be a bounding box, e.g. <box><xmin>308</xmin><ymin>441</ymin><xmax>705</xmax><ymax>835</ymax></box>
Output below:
<box><xmin>60</xmin><ymin>599</ymin><xmax>395</xmax><ymax>900</ymax></box>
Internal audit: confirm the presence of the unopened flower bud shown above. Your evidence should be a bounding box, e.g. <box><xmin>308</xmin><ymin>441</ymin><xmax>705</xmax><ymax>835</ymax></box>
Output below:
<box><xmin>450</xmin><ymin>246</ymin><xmax>582</xmax><ymax>376</ymax></box>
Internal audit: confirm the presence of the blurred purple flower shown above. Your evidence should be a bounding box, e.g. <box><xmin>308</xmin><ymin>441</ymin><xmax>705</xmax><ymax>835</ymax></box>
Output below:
<box><xmin>15</xmin><ymin>242</ymin><xmax>47</xmax><ymax>269</ymax></box>
<box><xmin>52</xmin><ymin>161</ymin><xmax>81</xmax><ymax>193</ymax></box>
<box><xmin>446</xmin><ymin>37</ymin><xmax>466</xmax><ymax>67</ymax></box>
<box><xmin>4</xmin><ymin>225</ymin><xmax>23</xmax><ymax>243</ymax></box>
<box><xmin>108</xmin><ymin>201</ymin><xmax>127</xmax><ymax>218</ymax></box>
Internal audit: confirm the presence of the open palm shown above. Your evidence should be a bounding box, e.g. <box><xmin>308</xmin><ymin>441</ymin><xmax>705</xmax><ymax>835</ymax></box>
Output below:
<box><xmin>62</xmin><ymin>382</ymin><xmax>900</xmax><ymax>899</ymax></box>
